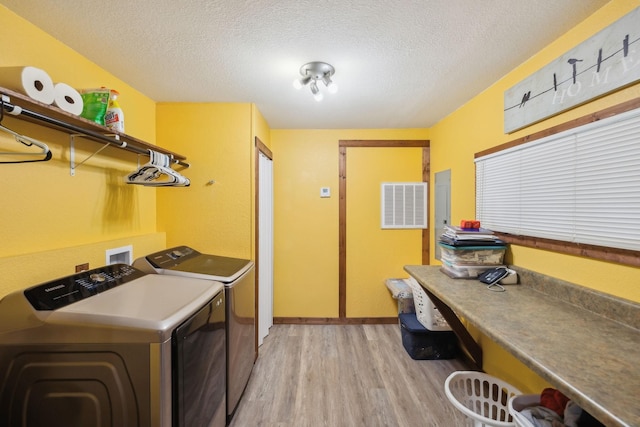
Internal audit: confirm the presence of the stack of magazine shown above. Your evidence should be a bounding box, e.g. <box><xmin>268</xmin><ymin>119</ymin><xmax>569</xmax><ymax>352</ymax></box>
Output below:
<box><xmin>438</xmin><ymin>225</ymin><xmax>507</xmax><ymax>278</ymax></box>
<box><xmin>439</xmin><ymin>225</ymin><xmax>505</xmax><ymax>247</ymax></box>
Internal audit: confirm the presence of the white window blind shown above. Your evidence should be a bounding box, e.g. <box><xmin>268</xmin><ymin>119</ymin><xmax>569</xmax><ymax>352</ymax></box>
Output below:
<box><xmin>381</xmin><ymin>183</ymin><xmax>427</xmax><ymax>229</ymax></box>
<box><xmin>476</xmin><ymin>107</ymin><xmax>640</xmax><ymax>251</ymax></box>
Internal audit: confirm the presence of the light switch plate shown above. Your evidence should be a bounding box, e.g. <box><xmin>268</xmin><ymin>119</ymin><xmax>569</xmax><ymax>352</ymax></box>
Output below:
<box><xmin>320</xmin><ymin>187</ymin><xmax>331</xmax><ymax>198</ymax></box>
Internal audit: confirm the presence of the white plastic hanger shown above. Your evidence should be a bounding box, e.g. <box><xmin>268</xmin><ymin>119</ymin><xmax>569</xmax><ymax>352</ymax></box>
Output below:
<box><xmin>0</xmin><ymin>123</ymin><xmax>52</xmax><ymax>163</ymax></box>
<box><xmin>125</xmin><ymin>149</ymin><xmax>190</xmax><ymax>186</ymax></box>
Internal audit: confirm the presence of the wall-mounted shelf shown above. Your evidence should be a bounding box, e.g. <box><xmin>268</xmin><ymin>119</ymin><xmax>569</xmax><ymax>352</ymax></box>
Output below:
<box><xmin>0</xmin><ymin>86</ymin><xmax>189</xmax><ymax>168</ymax></box>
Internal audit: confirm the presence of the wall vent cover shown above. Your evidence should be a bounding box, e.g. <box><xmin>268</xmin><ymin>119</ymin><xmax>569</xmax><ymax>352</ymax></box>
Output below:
<box><xmin>381</xmin><ymin>183</ymin><xmax>427</xmax><ymax>229</ymax></box>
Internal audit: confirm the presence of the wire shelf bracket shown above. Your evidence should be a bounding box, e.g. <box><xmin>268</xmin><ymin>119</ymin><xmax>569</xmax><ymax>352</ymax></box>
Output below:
<box><xmin>69</xmin><ymin>133</ymin><xmax>126</xmax><ymax>176</ymax></box>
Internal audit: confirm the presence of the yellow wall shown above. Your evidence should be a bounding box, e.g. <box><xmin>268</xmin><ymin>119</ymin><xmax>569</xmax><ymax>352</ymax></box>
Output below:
<box><xmin>251</xmin><ymin>104</ymin><xmax>272</xmax><ymax>259</ymax></box>
<box><xmin>252</xmin><ymin>104</ymin><xmax>272</xmax><ymax>151</ymax></box>
<box><xmin>155</xmin><ymin>103</ymin><xmax>255</xmax><ymax>259</ymax></box>
<box><xmin>0</xmin><ymin>234</ymin><xmax>165</xmax><ymax>297</ymax></box>
<box><xmin>0</xmin><ymin>7</ymin><xmax>267</xmax><ymax>300</ymax></box>
<box><xmin>0</xmin><ymin>5</ymin><xmax>164</xmax><ymax>298</ymax></box>
<box><xmin>271</xmin><ymin>129</ymin><xmax>429</xmax><ymax>318</ymax></box>
<box><xmin>429</xmin><ymin>0</ymin><xmax>640</xmax><ymax>392</ymax></box>
<box><xmin>431</xmin><ymin>0</ymin><xmax>640</xmax><ymax>300</ymax></box>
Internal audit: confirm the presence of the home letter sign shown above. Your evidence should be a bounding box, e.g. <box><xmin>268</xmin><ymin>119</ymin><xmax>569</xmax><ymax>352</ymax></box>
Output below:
<box><xmin>504</xmin><ymin>7</ymin><xmax>640</xmax><ymax>134</ymax></box>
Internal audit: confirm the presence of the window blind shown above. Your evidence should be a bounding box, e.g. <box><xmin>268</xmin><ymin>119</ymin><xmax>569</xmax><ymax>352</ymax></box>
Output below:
<box><xmin>476</xmin><ymin>107</ymin><xmax>640</xmax><ymax>251</ymax></box>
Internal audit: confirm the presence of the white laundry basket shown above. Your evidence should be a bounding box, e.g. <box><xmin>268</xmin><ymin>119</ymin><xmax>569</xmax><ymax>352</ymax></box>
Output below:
<box><xmin>445</xmin><ymin>371</ymin><xmax>522</xmax><ymax>427</ymax></box>
<box><xmin>405</xmin><ymin>277</ymin><xmax>451</xmax><ymax>331</ymax></box>
<box><xmin>508</xmin><ymin>394</ymin><xmax>540</xmax><ymax>427</ymax></box>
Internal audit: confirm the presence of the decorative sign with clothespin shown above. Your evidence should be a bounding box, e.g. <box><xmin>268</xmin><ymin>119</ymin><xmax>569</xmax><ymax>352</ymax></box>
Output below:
<box><xmin>504</xmin><ymin>7</ymin><xmax>640</xmax><ymax>133</ymax></box>
<box><xmin>125</xmin><ymin>150</ymin><xmax>190</xmax><ymax>187</ymax></box>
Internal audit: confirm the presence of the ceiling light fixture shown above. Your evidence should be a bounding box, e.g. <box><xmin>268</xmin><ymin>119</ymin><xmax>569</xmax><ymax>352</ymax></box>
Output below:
<box><xmin>293</xmin><ymin>61</ymin><xmax>338</xmax><ymax>102</ymax></box>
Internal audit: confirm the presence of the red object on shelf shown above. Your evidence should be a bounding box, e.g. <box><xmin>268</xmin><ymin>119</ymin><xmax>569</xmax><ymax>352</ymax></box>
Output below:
<box><xmin>460</xmin><ymin>220</ymin><xmax>481</xmax><ymax>230</ymax></box>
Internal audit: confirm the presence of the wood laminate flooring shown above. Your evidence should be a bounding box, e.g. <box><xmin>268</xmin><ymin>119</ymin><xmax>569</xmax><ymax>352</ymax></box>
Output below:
<box><xmin>229</xmin><ymin>324</ymin><xmax>472</xmax><ymax>427</ymax></box>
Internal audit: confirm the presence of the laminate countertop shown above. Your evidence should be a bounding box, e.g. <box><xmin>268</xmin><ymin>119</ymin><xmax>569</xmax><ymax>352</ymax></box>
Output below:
<box><xmin>404</xmin><ymin>265</ymin><xmax>640</xmax><ymax>427</ymax></box>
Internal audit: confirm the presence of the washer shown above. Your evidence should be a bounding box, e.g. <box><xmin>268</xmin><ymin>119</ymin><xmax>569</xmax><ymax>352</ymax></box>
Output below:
<box><xmin>0</xmin><ymin>264</ymin><xmax>226</xmax><ymax>427</ymax></box>
<box><xmin>133</xmin><ymin>245</ymin><xmax>255</xmax><ymax>421</ymax></box>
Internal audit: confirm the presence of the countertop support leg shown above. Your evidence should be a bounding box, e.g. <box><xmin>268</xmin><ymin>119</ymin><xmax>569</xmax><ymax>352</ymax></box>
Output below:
<box><xmin>423</xmin><ymin>287</ymin><xmax>483</xmax><ymax>371</ymax></box>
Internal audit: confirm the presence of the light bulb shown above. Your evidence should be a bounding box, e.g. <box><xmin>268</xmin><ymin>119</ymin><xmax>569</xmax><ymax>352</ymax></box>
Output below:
<box><xmin>322</xmin><ymin>75</ymin><xmax>338</xmax><ymax>94</ymax></box>
<box><xmin>293</xmin><ymin>75</ymin><xmax>311</xmax><ymax>90</ymax></box>
<box><xmin>310</xmin><ymin>81</ymin><xmax>323</xmax><ymax>102</ymax></box>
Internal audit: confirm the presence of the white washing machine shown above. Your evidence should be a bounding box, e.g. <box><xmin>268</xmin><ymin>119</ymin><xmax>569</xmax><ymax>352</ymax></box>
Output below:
<box><xmin>0</xmin><ymin>264</ymin><xmax>226</xmax><ymax>427</ymax></box>
<box><xmin>133</xmin><ymin>245</ymin><xmax>255</xmax><ymax>421</ymax></box>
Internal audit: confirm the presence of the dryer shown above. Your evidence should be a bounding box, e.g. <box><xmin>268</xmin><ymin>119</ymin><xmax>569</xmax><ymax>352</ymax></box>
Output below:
<box><xmin>0</xmin><ymin>264</ymin><xmax>226</xmax><ymax>427</ymax></box>
<box><xmin>133</xmin><ymin>246</ymin><xmax>255</xmax><ymax>421</ymax></box>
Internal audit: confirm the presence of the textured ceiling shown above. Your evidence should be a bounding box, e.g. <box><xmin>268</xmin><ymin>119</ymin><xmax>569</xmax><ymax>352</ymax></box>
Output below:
<box><xmin>1</xmin><ymin>0</ymin><xmax>608</xmax><ymax>129</ymax></box>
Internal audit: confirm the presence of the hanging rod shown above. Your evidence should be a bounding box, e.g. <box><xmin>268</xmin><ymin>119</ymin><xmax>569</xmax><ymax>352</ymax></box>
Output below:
<box><xmin>0</xmin><ymin>93</ymin><xmax>190</xmax><ymax>168</ymax></box>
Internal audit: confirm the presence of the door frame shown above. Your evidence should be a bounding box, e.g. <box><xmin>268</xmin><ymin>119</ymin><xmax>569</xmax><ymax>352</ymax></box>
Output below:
<box><xmin>338</xmin><ymin>140</ymin><xmax>430</xmax><ymax>321</ymax></box>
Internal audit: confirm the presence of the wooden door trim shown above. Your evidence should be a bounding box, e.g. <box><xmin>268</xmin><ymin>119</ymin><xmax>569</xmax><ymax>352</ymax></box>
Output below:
<box><xmin>338</xmin><ymin>140</ymin><xmax>430</xmax><ymax>320</ymax></box>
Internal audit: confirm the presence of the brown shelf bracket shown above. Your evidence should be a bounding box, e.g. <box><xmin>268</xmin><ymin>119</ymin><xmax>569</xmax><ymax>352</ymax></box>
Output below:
<box><xmin>423</xmin><ymin>287</ymin><xmax>483</xmax><ymax>371</ymax></box>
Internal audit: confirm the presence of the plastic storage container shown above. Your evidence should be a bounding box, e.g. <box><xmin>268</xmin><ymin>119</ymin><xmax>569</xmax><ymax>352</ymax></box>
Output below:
<box><xmin>439</xmin><ymin>243</ymin><xmax>506</xmax><ymax>265</ymax></box>
<box><xmin>441</xmin><ymin>260</ymin><xmax>501</xmax><ymax>279</ymax></box>
<box><xmin>404</xmin><ymin>277</ymin><xmax>451</xmax><ymax>331</ymax></box>
<box><xmin>399</xmin><ymin>313</ymin><xmax>457</xmax><ymax>360</ymax></box>
<box><xmin>445</xmin><ymin>371</ymin><xmax>522</xmax><ymax>426</ymax></box>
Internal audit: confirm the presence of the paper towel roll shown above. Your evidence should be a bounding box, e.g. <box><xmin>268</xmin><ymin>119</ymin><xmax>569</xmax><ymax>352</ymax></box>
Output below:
<box><xmin>53</xmin><ymin>82</ymin><xmax>83</xmax><ymax>115</ymax></box>
<box><xmin>0</xmin><ymin>66</ymin><xmax>55</xmax><ymax>104</ymax></box>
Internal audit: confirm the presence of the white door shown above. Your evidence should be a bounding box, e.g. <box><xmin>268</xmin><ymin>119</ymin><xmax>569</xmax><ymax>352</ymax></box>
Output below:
<box><xmin>258</xmin><ymin>151</ymin><xmax>273</xmax><ymax>345</ymax></box>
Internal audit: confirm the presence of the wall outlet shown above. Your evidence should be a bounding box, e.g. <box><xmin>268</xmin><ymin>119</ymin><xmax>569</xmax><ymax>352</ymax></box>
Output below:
<box><xmin>75</xmin><ymin>263</ymin><xmax>89</xmax><ymax>273</ymax></box>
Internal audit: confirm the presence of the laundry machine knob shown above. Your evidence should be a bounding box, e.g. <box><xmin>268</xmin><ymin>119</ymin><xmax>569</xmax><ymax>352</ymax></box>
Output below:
<box><xmin>89</xmin><ymin>273</ymin><xmax>107</xmax><ymax>283</ymax></box>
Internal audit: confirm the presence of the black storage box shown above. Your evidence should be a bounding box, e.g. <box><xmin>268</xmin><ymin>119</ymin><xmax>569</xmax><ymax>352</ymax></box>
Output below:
<box><xmin>399</xmin><ymin>313</ymin><xmax>458</xmax><ymax>360</ymax></box>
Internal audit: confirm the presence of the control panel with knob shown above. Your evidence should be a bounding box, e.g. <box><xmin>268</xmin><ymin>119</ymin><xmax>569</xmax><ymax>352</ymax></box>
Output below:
<box><xmin>144</xmin><ymin>245</ymin><xmax>200</xmax><ymax>268</ymax></box>
<box><xmin>24</xmin><ymin>264</ymin><xmax>146</xmax><ymax>311</ymax></box>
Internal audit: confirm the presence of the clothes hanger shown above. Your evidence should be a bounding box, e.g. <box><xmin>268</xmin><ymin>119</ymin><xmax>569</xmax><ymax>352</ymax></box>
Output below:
<box><xmin>125</xmin><ymin>149</ymin><xmax>190</xmax><ymax>186</ymax></box>
<box><xmin>0</xmin><ymin>95</ymin><xmax>52</xmax><ymax>164</ymax></box>
<box><xmin>0</xmin><ymin>123</ymin><xmax>52</xmax><ymax>163</ymax></box>
<box><xmin>146</xmin><ymin>151</ymin><xmax>190</xmax><ymax>187</ymax></box>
